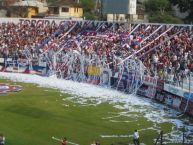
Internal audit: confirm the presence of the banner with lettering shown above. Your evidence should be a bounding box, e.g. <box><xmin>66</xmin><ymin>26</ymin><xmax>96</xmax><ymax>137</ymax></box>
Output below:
<box><xmin>0</xmin><ymin>18</ymin><xmax>68</xmax><ymax>26</ymax></box>
<box><xmin>142</xmin><ymin>75</ymin><xmax>157</xmax><ymax>87</ymax></box>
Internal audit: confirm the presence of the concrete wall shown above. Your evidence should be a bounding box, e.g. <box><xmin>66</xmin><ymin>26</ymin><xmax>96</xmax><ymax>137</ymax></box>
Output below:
<box><xmin>107</xmin><ymin>13</ymin><xmax>148</xmax><ymax>22</ymax></box>
<box><xmin>107</xmin><ymin>14</ymin><xmax>127</xmax><ymax>22</ymax></box>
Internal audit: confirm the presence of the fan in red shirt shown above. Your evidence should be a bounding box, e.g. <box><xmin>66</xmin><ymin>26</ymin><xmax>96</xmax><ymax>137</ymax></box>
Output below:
<box><xmin>61</xmin><ymin>137</ymin><xmax>67</xmax><ymax>145</ymax></box>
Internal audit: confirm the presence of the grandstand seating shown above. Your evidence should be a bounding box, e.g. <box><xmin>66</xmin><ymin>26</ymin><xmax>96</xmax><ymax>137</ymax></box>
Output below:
<box><xmin>0</xmin><ymin>19</ymin><xmax>193</xmax><ymax>89</ymax></box>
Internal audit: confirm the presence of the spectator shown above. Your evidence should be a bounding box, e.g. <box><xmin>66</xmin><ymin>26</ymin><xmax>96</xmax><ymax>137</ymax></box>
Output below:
<box><xmin>90</xmin><ymin>140</ymin><xmax>97</xmax><ymax>145</ymax></box>
<box><xmin>133</xmin><ymin>130</ymin><xmax>140</xmax><ymax>145</ymax></box>
<box><xmin>0</xmin><ymin>134</ymin><xmax>5</xmax><ymax>145</ymax></box>
<box><xmin>62</xmin><ymin>137</ymin><xmax>67</xmax><ymax>145</ymax></box>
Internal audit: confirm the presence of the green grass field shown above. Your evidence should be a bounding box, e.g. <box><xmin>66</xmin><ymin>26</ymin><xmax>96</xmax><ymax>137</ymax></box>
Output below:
<box><xmin>0</xmin><ymin>79</ymin><xmax>184</xmax><ymax>145</ymax></box>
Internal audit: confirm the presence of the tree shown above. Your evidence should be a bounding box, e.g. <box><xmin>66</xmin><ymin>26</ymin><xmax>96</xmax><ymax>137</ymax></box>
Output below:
<box><xmin>0</xmin><ymin>0</ymin><xmax>17</xmax><ymax>17</ymax></box>
<box><xmin>145</xmin><ymin>0</ymin><xmax>183</xmax><ymax>23</ymax></box>
<box><xmin>156</xmin><ymin>0</ymin><xmax>170</xmax><ymax>15</ymax></box>
<box><xmin>84</xmin><ymin>12</ymin><xmax>96</xmax><ymax>20</ymax></box>
<box><xmin>0</xmin><ymin>0</ymin><xmax>30</xmax><ymax>17</ymax></box>
<box><xmin>145</xmin><ymin>0</ymin><xmax>170</xmax><ymax>15</ymax></box>
<box><xmin>169</xmin><ymin>0</ymin><xmax>193</xmax><ymax>23</ymax></box>
<box><xmin>80</xmin><ymin>0</ymin><xmax>95</xmax><ymax>12</ymax></box>
<box><xmin>80</xmin><ymin>0</ymin><xmax>96</xmax><ymax>20</ymax></box>
<box><xmin>149</xmin><ymin>13</ymin><xmax>183</xmax><ymax>23</ymax></box>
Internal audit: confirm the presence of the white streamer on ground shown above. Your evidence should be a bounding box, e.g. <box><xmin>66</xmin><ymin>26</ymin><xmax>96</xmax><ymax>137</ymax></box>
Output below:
<box><xmin>0</xmin><ymin>72</ymin><xmax>193</xmax><ymax>144</ymax></box>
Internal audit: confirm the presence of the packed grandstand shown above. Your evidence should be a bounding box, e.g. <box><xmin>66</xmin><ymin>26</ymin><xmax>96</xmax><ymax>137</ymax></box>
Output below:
<box><xmin>1</xmin><ymin>19</ymin><xmax>192</xmax><ymax>76</ymax></box>
<box><xmin>0</xmin><ymin>18</ymin><xmax>193</xmax><ymax>108</ymax></box>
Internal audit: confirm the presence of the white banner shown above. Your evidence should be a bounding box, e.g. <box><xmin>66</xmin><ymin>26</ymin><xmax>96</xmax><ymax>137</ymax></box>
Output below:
<box><xmin>164</xmin><ymin>84</ymin><xmax>184</xmax><ymax>97</ymax></box>
<box><xmin>0</xmin><ymin>18</ymin><xmax>70</xmax><ymax>26</ymax></box>
<box><xmin>164</xmin><ymin>83</ymin><xmax>193</xmax><ymax>101</ymax></box>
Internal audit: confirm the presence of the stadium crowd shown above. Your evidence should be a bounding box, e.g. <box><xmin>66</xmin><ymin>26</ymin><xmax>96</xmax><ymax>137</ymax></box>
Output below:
<box><xmin>0</xmin><ymin>20</ymin><xmax>193</xmax><ymax>87</ymax></box>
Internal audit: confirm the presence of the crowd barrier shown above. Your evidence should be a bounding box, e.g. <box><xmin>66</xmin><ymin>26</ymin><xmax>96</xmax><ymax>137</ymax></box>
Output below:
<box><xmin>0</xmin><ymin>58</ymin><xmax>193</xmax><ymax>117</ymax></box>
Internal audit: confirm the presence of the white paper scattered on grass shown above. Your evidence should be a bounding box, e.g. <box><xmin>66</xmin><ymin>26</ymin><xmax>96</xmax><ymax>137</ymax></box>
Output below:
<box><xmin>0</xmin><ymin>72</ymin><xmax>193</xmax><ymax>144</ymax></box>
